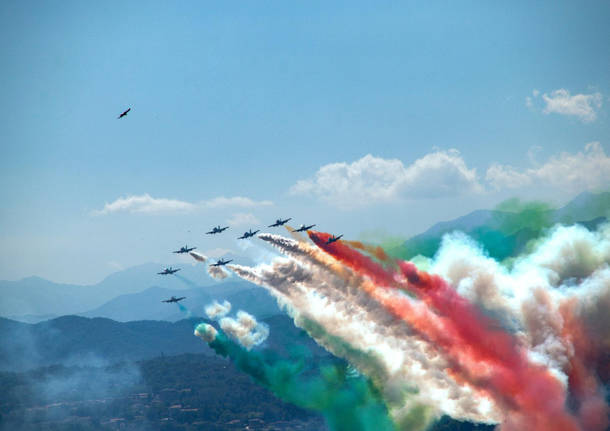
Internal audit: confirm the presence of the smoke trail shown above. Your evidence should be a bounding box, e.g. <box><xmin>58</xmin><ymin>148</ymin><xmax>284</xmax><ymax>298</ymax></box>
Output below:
<box><xmin>194</xmin><ymin>323</ymin><xmax>397</xmax><ymax>431</ymax></box>
<box><xmin>229</xmin><ymin>237</ymin><xmax>500</xmax><ymax>426</ymax></box>
<box><xmin>205</xmin><ymin>300</ymin><xmax>231</xmax><ymax>320</ymax></box>
<box><xmin>208</xmin><ymin>265</ymin><xmax>229</xmax><ymax>280</ymax></box>
<box><xmin>189</xmin><ymin>250</ymin><xmax>207</xmax><ymax>263</ymax></box>
<box><xmin>177</xmin><ymin>302</ymin><xmax>192</xmax><ymax>318</ymax></box>
<box><xmin>219</xmin><ymin>310</ymin><xmax>269</xmax><ymax>350</ymax></box>
<box><xmin>309</xmin><ymin>227</ymin><xmax>610</xmax><ymax>431</ymax></box>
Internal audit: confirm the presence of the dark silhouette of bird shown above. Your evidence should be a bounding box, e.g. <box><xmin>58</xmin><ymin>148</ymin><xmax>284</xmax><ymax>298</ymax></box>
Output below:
<box><xmin>117</xmin><ymin>108</ymin><xmax>131</xmax><ymax>119</ymax></box>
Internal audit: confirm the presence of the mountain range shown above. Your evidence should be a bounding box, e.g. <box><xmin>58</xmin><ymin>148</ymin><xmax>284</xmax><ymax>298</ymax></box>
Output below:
<box><xmin>396</xmin><ymin>191</ymin><xmax>609</xmax><ymax>260</ymax></box>
<box><xmin>0</xmin><ymin>314</ymin><xmax>328</xmax><ymax>372</ymax></box>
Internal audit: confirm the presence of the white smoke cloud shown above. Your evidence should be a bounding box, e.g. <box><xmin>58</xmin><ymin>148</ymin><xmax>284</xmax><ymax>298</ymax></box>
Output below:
<box><xmin>219</xmin><ymin>310</ymin><xmax>269</xmax><ymax>350</ymax></box>
<box><xmin>205</xmin><ymin>300</ymin><xmax>232</xmax><ymax>320</ymax></box>
<box><xmin>208</xmin><ymin>265</ymin><xmax>229</xmax><ymax>280</ymax></box>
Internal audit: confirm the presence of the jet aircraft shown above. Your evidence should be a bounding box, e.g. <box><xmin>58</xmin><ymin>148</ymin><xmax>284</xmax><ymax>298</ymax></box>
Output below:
<box><xmin>173</xmin><ymin>245</ymin><xmax>196</xmax><ymax>254</ymax></box>
<box><xmin>157</xmin><ymin>267</ymin><xmax>181</xmax><ymax>275</ymax></box>
<box><xmin>268</xmin><ymin>218</ymin><xmax>292</xmax><ymax>227</ymax></box>
<box><xmin>326</xmin><ymin>234</ymin><xmax>344</xmax><ymax>244</ymax></box>
<box><xmin>117</xmin><ymin>108</ymin><xmax>131</xmax><ymax>119</ymax></box>
<box><xmin>162</xmin><ymin>296</ymin><xmax>186</xmax><ymax>303</ymax></box>
<box><xmin>238</xmin><ymin>229</ymin><xmax>260</xmax><ymax>239</ymax></box>
<box><xmin>206</xmin><ymin>226</ymin><xmax>229</xmax><ymax>235</ymax></box>
<box><xmin>292</xmin><ymin>224</ymin><xmax>316</xmax><ymax>232</ymax></box>
<box><xmin>210</xmin><ymin>258</ymin><xmax>233</xmax><ymax>267</ymax></box>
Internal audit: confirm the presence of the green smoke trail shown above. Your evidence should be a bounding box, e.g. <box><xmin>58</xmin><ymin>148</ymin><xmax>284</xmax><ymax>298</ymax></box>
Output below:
<box><xmin>296</xmin><ymin>317</ymin><xmax>436</xmax><ymax>431</ymax></box>
<box><xmin>195</xmin><ymin>323</ymin><xmax>397</xmax><ymax>431</ymax></box>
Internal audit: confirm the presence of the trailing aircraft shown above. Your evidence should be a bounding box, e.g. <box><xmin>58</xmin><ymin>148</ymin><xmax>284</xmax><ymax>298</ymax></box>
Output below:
<box><xmin>157</xmin><ymin>267</ymin><xmax>180</xmax><ymax>275</ymax></box>
<box><xmin>162</xmin><ymin>296</ymin><xmax>186</xmax><ymax>303</ymax></box>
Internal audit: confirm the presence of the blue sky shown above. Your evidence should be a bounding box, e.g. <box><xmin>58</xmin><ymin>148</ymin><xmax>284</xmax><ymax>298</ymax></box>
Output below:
<box><xmin>1</xmin><ymin>1</ymin><xmax>609</xmax><ymax>284</ymax></box>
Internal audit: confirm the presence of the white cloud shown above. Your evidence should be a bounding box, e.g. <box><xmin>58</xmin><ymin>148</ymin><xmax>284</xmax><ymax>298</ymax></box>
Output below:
<box><xmin>93</xmin><ymin>194</ymin><xmax>195</xmax><ymax>215</ymax></box>
<box><xmin>290</xmin><ymin>150</ymin><xmax>482</xmax><ymax>208</ymax></box>
<box><xmin>527</xmin><ymin>88</ymin><xmax>603</xmax><ymax>122</ymax></box>
<box><xmin>202</xmin><ymin>197</ymin><xmax>273</xmax><ymax>208</ymax></box>
<box><xmin>228</xmin><ymin>212</ymin><xmax>261</xmax><ymax>227</ymax></box>
<box><xmin>486</xmin><ymin>142</ymin><xmax>610</xmax><ymax>192</ymax></box>
<box><xmin>94</xmin><ymin>194</ymin><xmax>272</xmax><ymax>215</ymax></box>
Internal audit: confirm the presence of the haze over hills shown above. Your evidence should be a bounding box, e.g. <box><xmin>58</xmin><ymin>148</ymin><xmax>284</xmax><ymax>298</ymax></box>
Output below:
<box><xmin>0</xmin><ymin>314</ymin><xmax>329</xmax><ymax>372</ymax></box>
<box><xmin>79</xmin><ymin>284</ymin><xmax>281</xmax><ymax>322</ymax></box>
<box><xmin>0</xmin><ymin>262</ymin><xmax>256</xmax><ymax>321</ymax></box>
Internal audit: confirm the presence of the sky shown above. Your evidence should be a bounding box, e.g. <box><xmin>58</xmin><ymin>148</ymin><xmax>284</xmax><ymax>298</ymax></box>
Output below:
<box><xmin>1</xmin><ymin>0</ymin><xmax>609</xmax><ymax>284</ymax></box>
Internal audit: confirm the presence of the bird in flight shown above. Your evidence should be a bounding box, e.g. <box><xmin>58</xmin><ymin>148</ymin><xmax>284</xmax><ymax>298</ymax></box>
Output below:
<box><xmin>117</xmin><ymin>108</ymin><xmax>131</xmax><ymax>119</ymax></box>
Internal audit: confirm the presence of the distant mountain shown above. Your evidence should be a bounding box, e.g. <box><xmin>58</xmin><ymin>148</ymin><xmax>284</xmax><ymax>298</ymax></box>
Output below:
<box><xmin>0</xmin><ymin>262</ymin><xmax>258</xmax><ymax>320</ymax></box>
<box><xmin>0</xmin><ymin>313</ymin><xmax>327</xmax><ymax>372</ymax></box>
<box><xmin>79</xmin><ymin>283</ymin><xmax>281</xmax><ymax>322</ymax></box>
<box><xmin>397</xmin><ymin>191</ymin><xmax>609</xmax><ymax>260</ymax></box>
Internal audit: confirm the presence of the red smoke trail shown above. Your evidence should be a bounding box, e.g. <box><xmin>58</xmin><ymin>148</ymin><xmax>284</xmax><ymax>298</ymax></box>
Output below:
<box><xmin>308</xmin><ymin>231</ymin><xmax>582</xmax><ymax>431</ymax></box>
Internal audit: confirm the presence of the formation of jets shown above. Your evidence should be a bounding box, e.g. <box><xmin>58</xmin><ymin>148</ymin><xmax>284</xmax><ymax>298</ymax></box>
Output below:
<box><xmin>206</xmin><ymin>225</ymin><xmax>229</xmax><ymax>235</ymax></box>
<box><xmin>156</xmin><ymin>215</ymin><xmax>342</xmax><ymax>308</ymax></box>
<box><xmin>158</xmin><ymin>267</ymin><xmax>180</xmax><ymax>275</ymax></box>
<box><xmin>238</xmin><ymin>229</ymin><xmax>260</xmax><ymax>239</ymax></box>
<box><xmin>162</xmin><ymin>296</ymin><xmax>186</xmax><ymax>303</ymax></box>
<box><xmin>117</xmin><ymin>106</ymin><xmax>344</xmax><ymax>306</ymax></box>
<box><xmin>173</xmin><ymin>245</ymin><xmax>196</xmax><ymax>254</ymax></box>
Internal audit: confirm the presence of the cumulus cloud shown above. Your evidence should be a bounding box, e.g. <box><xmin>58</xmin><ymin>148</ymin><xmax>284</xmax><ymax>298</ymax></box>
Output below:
<box><xmin>527</xmin><ymin>88</ymin><xmax>603</xmax><ymax>123</ymax></box>
<box><xmin>93</xmin><ymin>194</ymin><xmax>272</xmax><ymax>215</ymax></box>
<box><xmin>486</xmin><ymin>142</ymin><xmax>610</xmax><ymax>192</ymax></box>
<box><xmin>290</xmin><ymin>150</ymin><xmax>482</xmax><ymax>208</ymax></box>
<box><xmin>93</xmin><ymin>194</ymin><xmax>195</xmax><ymax>215</ymax></box>
<box><xmin>228</xmin><ymin>212</ymin><xmax>261</xmax><ymax>227</ymax></box>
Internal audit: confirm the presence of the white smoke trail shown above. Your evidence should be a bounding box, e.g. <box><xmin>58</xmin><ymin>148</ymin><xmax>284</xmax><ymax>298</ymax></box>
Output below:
<box><xmin>205</xmin><ymin>300</ymin><xmax>232</xmax><ymax>320</ymax></box>
<box><xmin>219</xmin><ymin>310</ymin><xmax>269</xmax><ymax>350</ymax></box>
<box><xmin>208</xmin><ymin>265</ymin><xmax>229</xmax><ymax>280</ymax></box>
<box><xmin>189</xmin><ymin>251</ymin><xmax>207</xmax><ymax>263</ymax></box>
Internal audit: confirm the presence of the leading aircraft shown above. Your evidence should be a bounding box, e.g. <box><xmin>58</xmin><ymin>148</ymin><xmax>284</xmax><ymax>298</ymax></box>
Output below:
<box><xmin>206</xmin><ymin>225</ymin><xmax>229</xmax><ymax>235</ymax></box>
<box><xmin>238</xmin><ymin>229</ymin><xmax>260</xmax><ymax>239</ymax></box>
<box><xmin>292</xmin><ymin>224</ymin><xmax>316</xmax><ymax>233</ymax></box>
<box><xmin>157</xmin><ymin>267</ymin><xmax>181</xmax><ymax>275</ymax></box>
<box><xmin>326</xmin><ymin>234</ymin><xmax>344</xmax><ymax>244</ymax></box>
<box><xmin>162</xmin><ymin>296</ymin><xmax>186</xmax><ymax>303</ymax></box>
<box><xmin>210</xmin><ymin>258</ymin><xmax>233</xmax><ymax>267</ymax></box>
<box><xmin>173</xmin><ymin>245</ymin><xmax>196</xmax><ymax>254</ymax></box>
<box><xmin>268</xmin><ymin>218</ymin><xmax>292</xmax><ymax>227</ymax></box>
<box><xmin>117</xmin><ymin>108</ymin><xmax>131</xmax><ymax>119</ymax></box>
